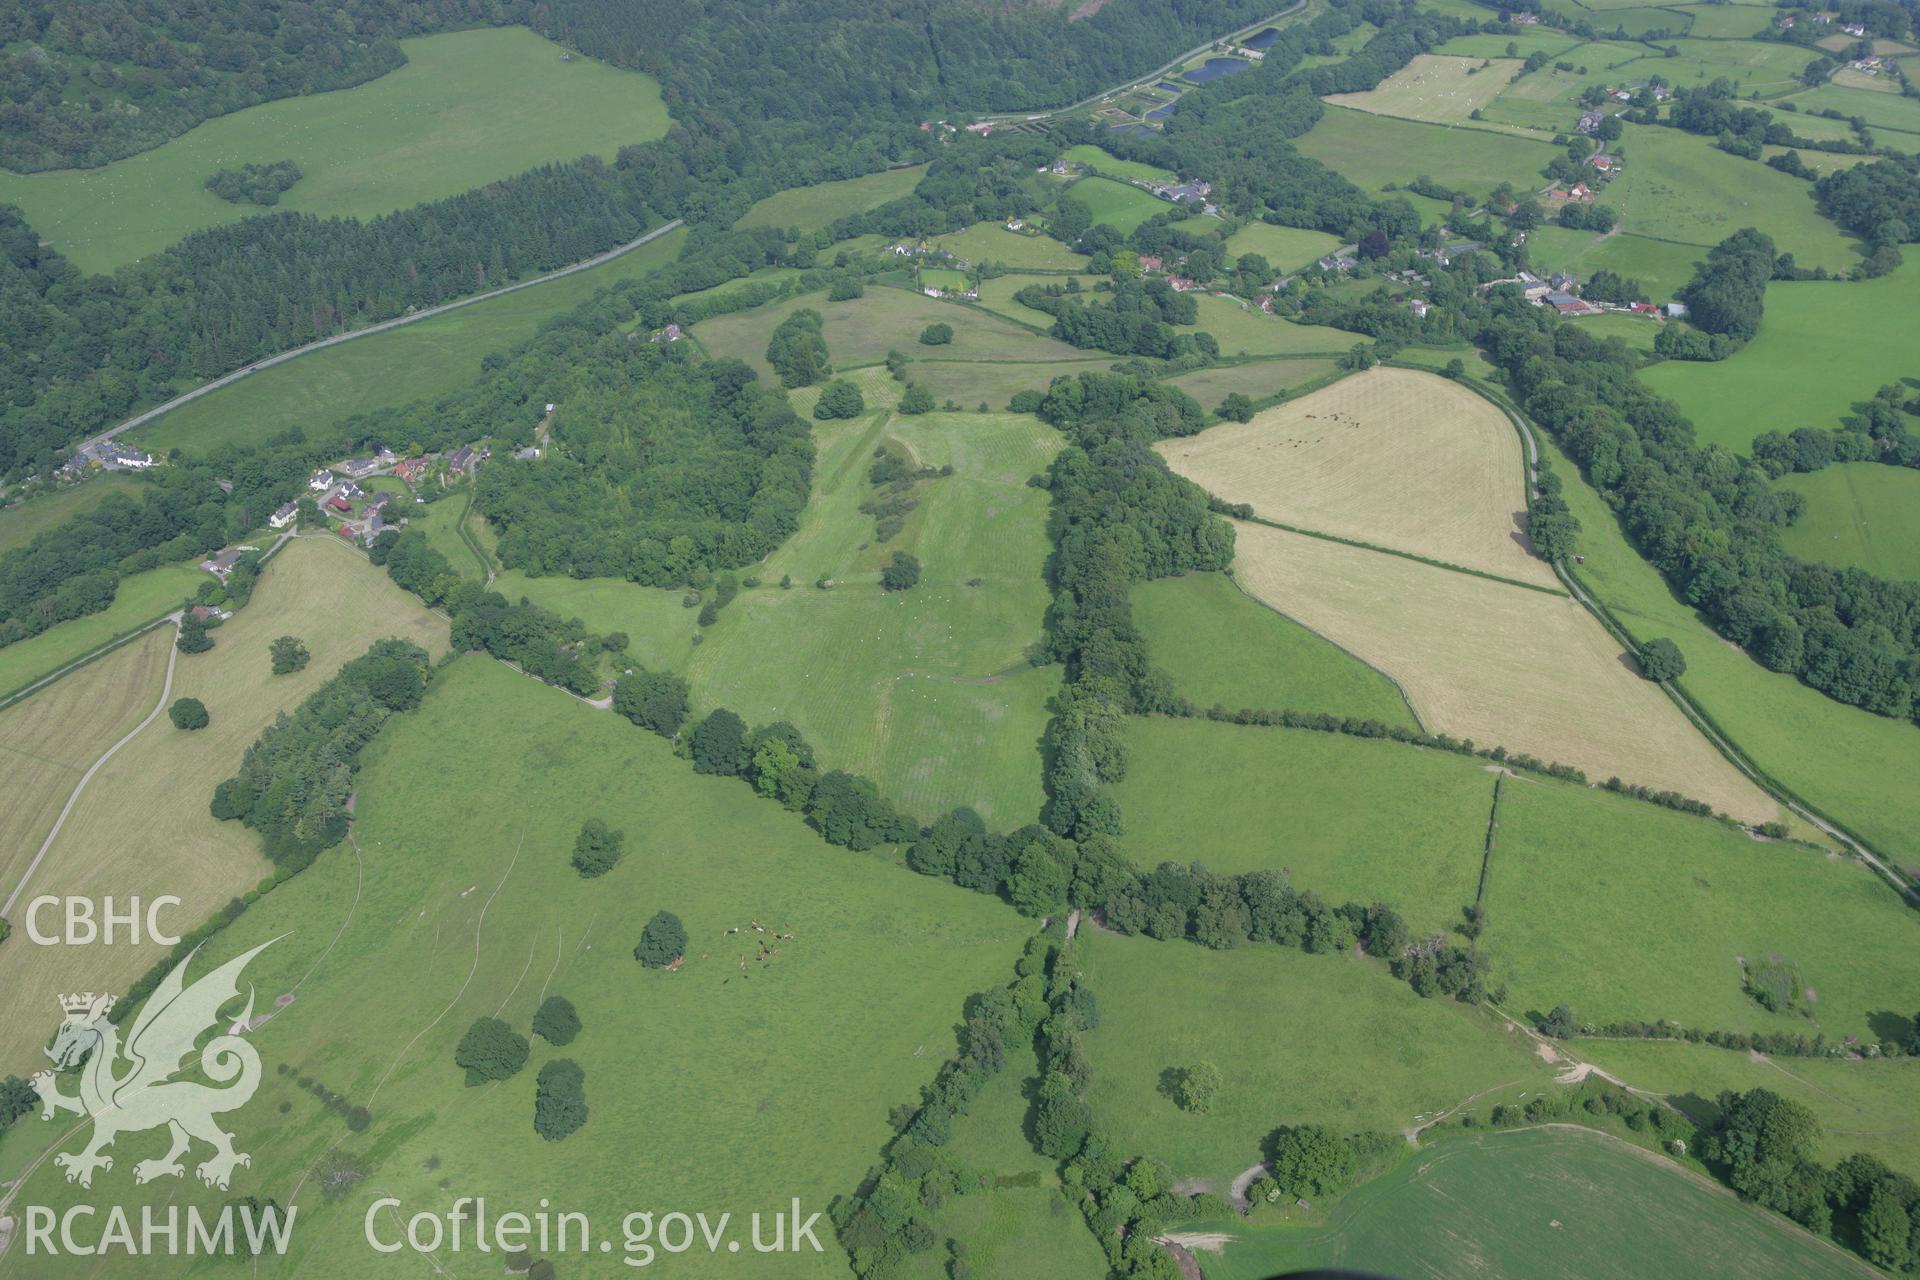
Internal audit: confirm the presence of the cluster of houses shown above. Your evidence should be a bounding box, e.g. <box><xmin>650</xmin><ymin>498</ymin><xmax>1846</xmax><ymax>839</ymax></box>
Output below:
<box><xmin>57</xmin><ymin>440</ymin><xmax>155</xmax><ymax>480</ymax></box>
<box><xmin>1849</xmin><ymin>54</ymin><xmax>1885</xmax><ymax>74</ymax></box>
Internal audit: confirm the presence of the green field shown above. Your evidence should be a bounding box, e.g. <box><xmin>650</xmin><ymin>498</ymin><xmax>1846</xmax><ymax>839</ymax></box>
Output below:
<box><xmin>695</xmin><ymin>285</ymin><xmax>1086</xmax><ymax>379</ymax></box>
<box><xmin>1483</xmin><ymin>777</ymin><xmax>1920</xmax><ymax>1041</ymax></box>
<box><xmin>1296</xmin><ymin>106</ymin><xmax>1564</xmax><ymax>197</ymax></box>
<box><xmin>1544</xmin><ymin>430</ymin><xmax>1920</xmax><ymax>867</ymax></box>
<box><xmin>1061</xmin><ymin>143</ymin><xmax>1178</xmax><ymax>185</ymax></box>
<box><xmin>933</xmin><ymin>220</ymin><xmax>1088</xmax><ymax>271</ymax></box>
<box><xmin>134</xmin><ymin>225</ymin><xmax>689</xmax><ymax>455</ymax></box>
<box><xmin>1080</xmin><ymin>929</ymin><xmax>1551</xmax><ymax>1186</ymax></box>
<box><xmin>0</xmin><ymin>29</ymin><xmax>670</xmax><ymax>273</ymax></box>
<box><xmin>1165</xmin><ymin>356</ymin><xmax>1343</xmax><ymax>408</ymax></box>
<box><xmin>1665</xmin><ymin>4</ymin><xmax>1775</xmax><ymax>38</ymax></box>
<box><xmin>1112</xmin><ymin>717</ymin><xmax>1490</xmax><ymax>935</ymax></box>
<box><xmin>1640</xmin><ymin>258</ymin><xmax>1920</xmax><ymax>452</ymax></box>
<box><xmin>681</xmin><ymin>410</ymin><xmax>1063</xmax><ymax>823</ymax></box>
<box><xmin>1131</xmin><ymin>570</ymin><xmax>1417</xmax><ymax>725</ymax></box>
<box><xmin>1563</xmin><ymin>310</ymin><xmax>1661</xmax><ymax>349</ymax></box>
<box><xmin>737</xmin><ymin>165</ymin><xmax>928</xmax><ymax>231</ymax></box>
<box><xmin>1433</xmin><ymin>31</ymin><xmax>1588</xmax><ymax>59</ymax></box>
<box><xmin>908</xmin><ymin>357</ymin><xmax>1116</xmax><ymax>410</ymax></box>
<box><xmin>1776</xmin><ymin>463</ymin><xmax>1920</xmax><ymax>579</ymax></box>
<box><xmin>0</xmin><ymin>655</ymin><xmax>1031</xmax><ymax>1277</ymax></box>
<box><xmin>1787</xmin><ymin>83</ymin><xmax>1920</xmax><ymax>138</ymax></box>
<box><xmin>1224</xmin><ymin>221</ymin><xmax>1345</xmax><ymax>269</ymax></box>
<box><xmin>1195</xmin><ymin>1126</ymin><xmax>1879</xmax><ymax>1280</ymax></box>
<box><xmin>408</xmin><ymin>488</ymin><xmax>492</xmax><ymax>582</ymax></box>
<box><xmin>1523</xmin><ymin>226</ymin><xmax>1704</xmax><ymax>302</ymax></box>
<box><xmin>1068</xmin><ymin>175</ymin><xmax>1172</xmax><ymax>234</ymax></box>
<box><xmin>1181</xmin><ymin>294</ymin><xmax>1358</xmax><ymax>357</ymax></box>
<box><xmin>972</xmin><ymin>272</ymin><xmax>1073</xmax><ymax>328</ymax></box>
<box><xmin>0</xmin><ymin>561</ymin><xmax>204</xmax><ymax>700</ymax></box>
<box><xmin>1606</xmin><ymin>124</ymin><xmax>1858</xmax><ymax>269</ymax></box>
<box><xmin>1605</xmin><ymin>39</ymin><xmax>1813</xmax><ymax>97</ymax></box>
<box><xmin>0</xmin><ymin>475</ymin><xmax>146</xmax><ymax>552</ymax></box>
<box><xmin>919</xmin><ymin>265</ymin><xmax>972</xmax><ymax>293</ymax></box>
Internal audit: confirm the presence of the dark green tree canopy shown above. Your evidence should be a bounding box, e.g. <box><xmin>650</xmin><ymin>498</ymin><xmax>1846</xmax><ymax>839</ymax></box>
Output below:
<box><xmin>454</xmin><ymin>1016</ymin><xmax>530</xmax><ymax>1086</ymax></box>
<box><xmin>168</xmin><ymin>697</ymin><xmax>210</xmax><ymax>731</ymax></box>
<box><xmin>636</xmin><ymin>911</ymin><xmax>688</xmax><ymax>969</ymax></box>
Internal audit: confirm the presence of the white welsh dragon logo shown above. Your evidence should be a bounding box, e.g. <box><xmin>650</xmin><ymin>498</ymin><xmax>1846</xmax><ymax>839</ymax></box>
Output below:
<box><xmin>29</xmin><ymin>938</ymin><xmax>278</xmax><ymax>1191</ymax></box>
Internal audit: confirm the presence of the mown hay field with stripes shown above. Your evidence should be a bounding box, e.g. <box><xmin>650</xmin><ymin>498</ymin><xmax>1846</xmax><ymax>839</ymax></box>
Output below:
<box><xmin>1324</xmin><ymin>54</ymin><xmax>1524</xmax><ymax>125</ymax></box>
<box><xmin>1158</xmin><ymin>367</ymin><xmax>1556</xmax><ymax>586</ymax></box>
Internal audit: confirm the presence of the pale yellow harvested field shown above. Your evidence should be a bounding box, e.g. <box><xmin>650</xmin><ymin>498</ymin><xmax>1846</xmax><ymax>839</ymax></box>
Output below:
<box><xmin>0</xmin><ymin>628</ymin><xmax>172</xmax><ymax>896</ymax></box>
<box><xmin>1232</xmin><ymin>521</ymin><xmax>1779</xmax><ymax>823</ymax></box>
<box><xmin>0</xmin><ymin>536</ymin><xmax>447</xmax><ymax>1068</ymax></box>
<box><xmin>1158</xmin><ymin>367</ymin><xmax>1559</xmax><ymax>587</ymax></box>
<box><xmin>1324</xmin><ymin>54</ymin><xmax>1524</xmax><ymax>126</ymax></box>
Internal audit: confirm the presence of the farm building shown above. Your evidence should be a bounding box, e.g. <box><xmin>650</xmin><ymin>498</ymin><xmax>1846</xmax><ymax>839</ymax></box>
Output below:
<box><xmin>200</xmin><ymin>549</ymin><xmax>244</xmax><ymax>579</ymax></box>
<box><xmin>100</xmin><ymin>443</ymin><xmax>154</xmax><ymax>470</ymax></box>
<box><xmin>327</xmin><ymin>495</ymin><xmax>352</xmax><ymax>514</ymax></box>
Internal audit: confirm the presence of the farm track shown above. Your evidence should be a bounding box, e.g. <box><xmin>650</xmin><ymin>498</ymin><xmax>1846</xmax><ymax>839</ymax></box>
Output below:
<box><xmin>0</xmin><ymin>613</ymin><xmax>181</xmax><ymax>920</ymax></box>
<box><xmin>78</xmin><ymin>219</ymin><xmax>685</xmax><ymax>454</ymax></box>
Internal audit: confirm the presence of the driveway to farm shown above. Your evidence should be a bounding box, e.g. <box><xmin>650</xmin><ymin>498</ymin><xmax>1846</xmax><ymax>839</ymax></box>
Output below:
<box><xmin>0</xmin><ymin>613</ymin><xmax>182</xmax><ymax>920</ymax></box>
<box><xmin>77</xmin><ymin>219</ymin><xmax>685</xmax><ymax>454</ymax></box>
<box><xmin>978</xmin><ymin>0</ymin><xmax>1307</xmax><ymax>124</ymax></box>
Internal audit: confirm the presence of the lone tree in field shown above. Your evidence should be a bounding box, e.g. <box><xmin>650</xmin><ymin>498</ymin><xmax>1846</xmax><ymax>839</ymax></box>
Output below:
<box><xmin>1175</xmin><ymin>1061</ymin><xmax>1222</xmax><ymax>1113</ymax></box>
<box><xmin>453</xmin><ymin>1016</ymin><xmax>529</xmax><ymax>1085</ymax></box>
<box><xmin>532</xmin><ymin>995</ymin><xmax>581</xmax><ymax>1047</ymax></box>
<box><xmin>635</xmin><ymin>911</ymin><xmax>687</xmax><ymax>969</ymax></box>
<box><xmin>1543</xmin><ymin>1004</ymin><xmax>1576</xmax><ymax>1039</ymax></box>
<box><xmin>1218</xmin><ymin>393</ymin><xmax>1256</xmax><ymax>423</ymax></box>
<box><xmin>880</xmin><ymin>551</ymin><xmax>921</xmax><ymax>592</ymax></box>
<box><xmin>269</xmin><ymin>635</ymin><xmax>310</xmax><ymax>675</ymax></box>
<box><xmin>1266</xmin><ymin>1124</ymin><xmax>1355</xmax><ymax>1200</ymax></box>
<box><xmin>812</xmin><ymin>379</ymin><xmax>866</xmax><ymax>420</ymax></box>
<box><xmin>176</xmin><ymin>613</ymin><xmax>214</xmax><ymax>654</ymax></box>
<box><xmin>168</xmin><ymin>697</ymin><xmax>210</xmax><ymax>730</ymax></box>
<box><xmin>918</xmin><ymin>322</ymin><xmax>953</xmax><ymax>346</ymax></box>
<box><xmin>1637</xmin><ymin>637</ymin><xmax>1686</xmax><ymax>681</ymax></box>
<box><xmin>533</xmin><ymin>1059</ymin><xmax>588</xmax><ymax>1141</ymax></box>
<box><xmin>571</xmin><ymin>819</ymin><xmax>624</xmax><ymax>878</ymax></box>
<box><xmin>899</xmin><ymin>383</ymin><xmax>936</xmax><ymax>415</ymax></box>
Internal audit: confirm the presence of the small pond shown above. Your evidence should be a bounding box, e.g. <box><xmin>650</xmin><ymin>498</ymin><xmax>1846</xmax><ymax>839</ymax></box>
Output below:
<box><xmin>1244</xmin><ymin>27</ymin><xmax>1281</xmax><ymax>50</ymax></box>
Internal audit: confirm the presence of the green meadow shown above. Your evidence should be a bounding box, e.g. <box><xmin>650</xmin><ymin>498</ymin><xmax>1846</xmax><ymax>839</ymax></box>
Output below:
<box><xmin>0</xmin><ymin>656</ymin><xmax>1032</xmax><ymax>1278</ymax></box>
<box><xmin>694</xmin><ymin>285</ymin><xmax>1086</xmax><ymax>380</ymax></box>
<box><xmin>682</xmin><ymin>409</ymin><xmax>1063</xmax><ymax>823</ymax></box>
<box><xmin>1562</xmin><ymin>311</ymin><xmax>1661</xmax><ymax>350</ymax></box>
<box><xmin>973</xmin><ymin>273</ymin><xmax>1074</xmax><ymax>328</ymax></box>
<box><xmin>1179</xmin><ymin>294</ymin><xmax>1358</xmax><ymax>357</ymax></box>
<box><xmin>1667</xmin><ymin>4</ymin><xmax>1777</xmax><ymax>38</ymax></box>
<box><xmin>0</xmin><ymin>28</ymin><xmax>670</xmax><ymax>273</ymax></box>
<box><xmin>1606</xmin><ymin>125</ymin><xmax>1858</xmax><ymax>270</ymax></box>
<box><xmin>0</xmin><ymin>561</ymin><xmax>204</xmax><ymax>700</ymax></box>
<box><xmin>1061</xmin><ymin>144</ymin><xmax>1177</xmax><ymax>185</ymax></box>
<box><xmin>1131</xmin><ymin>570</ymin><xmax>1416</xmax><ymax>725</ymax></box>
<box><xmin>1112</xmin><ymin>717</ymin><xmax>1489</xmax><ymax>935</ymax></box>
<box><xmin>0</xmin><ymin>475</ymin><xmax>147</xmax><ymax>553</ymax></box>
<box><xmin>1544</xmin><ymin>431</ymin><xmax>1920</xmax><ymax>868</ymax></box>
<box><xmin>1165</xmin><ymin>356</ymin><xmax>1343</xmax><ymax>407</ymax></box>
<box><xmin>1196</xmin><ymin>1127</ymin><xmax>1879</xmax><ymax>1280</ymax></box>
<box><xmin>1640</xmin><ymin>257</ymin><xmax>1920</xmax><ymax>453</ymax></box>
<box><xmin>1776</xmin><ymin>463</ymin><xmax>1920</xmax><ymax>579</ymax></box>
<box><xmin>1068</xmin><ymin>176</ymin><xmax>1172</xmax><ymax>234</ymax></box>
<box><xmin>1079</xmin><ymin>929</ymin><xmax>1551</xmax><ymax>1187</ymax></box>
<box><xmin>1295</xmin><ymin>106</ymin><xmax>1564</xmax><ymax>196</ymax></box>
<box><xmin>134</xmin><ymin>225</ymin><xmax>690</xmax><ymax>455</ymax></box>
<box><xmin>1788</xmin><ymin>83</ymin><xmax>1920</xmax><ymax>139</ymax></box>
<box><xmin>737</xmin><ymin>165</ymin><xmax>928</xmax><ymax>231</ymax></box>
<box><xmin>933</xmin><ymin>220</ymin><xmax>1087</xmax><ymax>270</ymax></box>
<box><xmin>1482</xmin><ymin>778</ymin><xmax>1920</xmax><ymax>1041</ymax></box>
<box><xmin>907</xmin><ymin>357</ymin><xmax>1116</xmax><ymax>410</ymax></box>
<box><xmin>1223</xmin><ymin>221</ymin><xmax>1345</xmax><ymax>269</ymax></box>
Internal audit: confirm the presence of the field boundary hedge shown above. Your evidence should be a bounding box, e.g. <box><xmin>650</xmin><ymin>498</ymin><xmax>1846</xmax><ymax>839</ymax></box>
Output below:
<box><xmin>1228</xmin><ymin>509</ymin><xmax>1570</xmax><ymax>597</ymax></box>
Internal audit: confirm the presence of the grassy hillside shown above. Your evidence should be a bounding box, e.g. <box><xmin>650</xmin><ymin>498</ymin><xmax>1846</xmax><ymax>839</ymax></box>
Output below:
<box><xmin>0</xmin><ymin>29</ymin><xmax>670</xmax><ymax>273</ymax></box>
<box><xmin>134</xmin><ymin>226</ymin><xmax>690</xmax><ymax>455</ymax></box>
<box><xmin>0</xmin><ymin>561</ymin><xmax>203</xmax><ymax>700</ymax></box>
<box><xmin>0</xmin><ymin>655</ymin><xmax>1032</xmax><ymax>1277</ymax></box>
<box><xmin>0</xmin><ymin>476</ymin><xmax>147</xmax><ymax>553</ymax></box>
<box><xmin>1776</xmin><ymin>463</ymin><xmax>1920</xmax><ymax>580</ymax></box>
